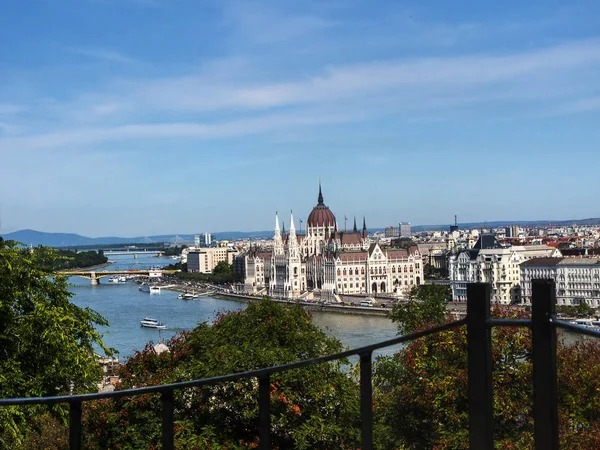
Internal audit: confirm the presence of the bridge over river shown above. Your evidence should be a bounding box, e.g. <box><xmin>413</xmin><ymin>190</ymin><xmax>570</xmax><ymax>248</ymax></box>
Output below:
<box><xmin>58</xmin><ymin>269</ymin><xmax>179</xmax><ymax>285</ymax></box>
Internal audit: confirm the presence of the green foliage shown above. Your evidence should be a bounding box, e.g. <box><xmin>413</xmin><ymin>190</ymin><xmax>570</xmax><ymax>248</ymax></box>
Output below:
<box><xmin>0</xmin><ymin>239</ymin><xmax>112</xmax><ymax>448</ymax></box>
<box><xmin>83</xmin><ymin>298</ymin><xmax>360</xmax><ymax>449</ymax></box>
<box><xmin>41</xmin><ymin>248</ymin><xmax>108</xmax><ymax>270</ymax></box>
<box><xmin>374</xmin><ymin>307</ymin><xmax>534</xmax><ymax>449</ymax></box>
<box><xmin>375</xmin><ymin>306</ymin><xmax>600</xmax><ymax>449</ymax></box>
<box><xmin>213</xmin><ymin>260</ymin><xmax>232</xmax><ymax>275</ymax></box>
<box><xmin>424</xmin><ymin>263</ymin><xmax>449</xmax><ymax>279</ymax></box>
<box><xmin>169</xmin><ymin>264</ymin><xmax>243</xmax><ymax>285</ymax></box>
<box><xmin>557</xmin><ymin>303</ymin><xmax>594</xmax><ymax>316</ymax></box>
<box><xmin>162</xmin><ymin>245</ymin><xmax>187</xmax><ymax>256</ymax></box>
<box><xmin>388</xmin><ymin>284</ymin><xmax>450</xmax><ymax>334</ymax></box>
<box><xmin>389</xmin><ymin>237</ymin><xmax>414</xmax><ymax>249</ymax></box>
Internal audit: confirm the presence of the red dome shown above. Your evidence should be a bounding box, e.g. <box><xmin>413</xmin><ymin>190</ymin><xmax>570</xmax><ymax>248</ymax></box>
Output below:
<box><xmin>307</xmin><ymin>204</ymin><xmax>336</xmax><ymax>228</ymax></box>
<box><xmin>306</xmin><ymin>184</ymin><xmax>336</xmax><ymax>227</ymax></box>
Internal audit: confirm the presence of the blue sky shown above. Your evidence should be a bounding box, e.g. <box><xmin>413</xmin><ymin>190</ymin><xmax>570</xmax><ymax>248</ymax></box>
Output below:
<box><xmin>1</xmin><ymin>0</ymin><xmax>599</xmax><ymax>237</ymax></box>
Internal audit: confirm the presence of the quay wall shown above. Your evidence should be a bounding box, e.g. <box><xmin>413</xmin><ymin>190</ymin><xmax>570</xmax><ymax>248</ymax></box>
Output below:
<box><xmin>213</xmin><ymin>292</ymin><xmax>390</xmax><ymax>317</ymax></box>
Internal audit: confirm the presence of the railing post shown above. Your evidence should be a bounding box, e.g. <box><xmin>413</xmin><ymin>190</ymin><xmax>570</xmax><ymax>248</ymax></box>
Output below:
<box><xmin>467</xmin><ymin>283</ymin><xmax>493</xmax><ymax>450</ymax></box>
<box><xmin>360</xmin><ymin>351</ymin><xmax>373</xmax><ymax>450</ymax></box>
<box><xmin>162</xmin><ymin>390</ymin><xmax>174</xmax><ymax>450</ymax></box>
<box><xmin>258</xmin><ymin>375</ymin><xmax>271</xmax><ymax>450</ymax></box>
<box><xmin>69</xmin><ymin>400</ymin><xmax>82</xmax><ymax>450</ymax></box>
<box><xmin>532</xmin><ymin>279</ymin><xmax>559</xmax><ymax>450</ymax></box>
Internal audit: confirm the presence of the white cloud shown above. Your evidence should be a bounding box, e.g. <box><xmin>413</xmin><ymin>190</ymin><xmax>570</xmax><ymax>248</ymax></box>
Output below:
<box><xmin>3</xmin><ymin>39</ymin><xmax>600</xmax><ymax>152</ymax></box>
<box><xmin>0</xmin><ymin>104</ymin><xmax>25</xmax><ymax>116</ymax></box>
<box><xmin>69</xmin><ymin>48</ymin><xmax>137</xmax><ymax>64</ymax></box>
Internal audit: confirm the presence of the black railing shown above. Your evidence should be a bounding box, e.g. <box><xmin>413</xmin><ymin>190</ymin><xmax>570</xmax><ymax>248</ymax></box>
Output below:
<box><xmin>1</xmin><ymin>279</ymin><xmax>599</xmax><ymax>449</ymax></box>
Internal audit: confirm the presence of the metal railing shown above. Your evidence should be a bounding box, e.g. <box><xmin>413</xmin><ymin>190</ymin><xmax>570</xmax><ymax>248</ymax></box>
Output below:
<box><xmin>1</xmin><ymin>279</ymin><xmax>598</xmax><ymax>449</ymax></box>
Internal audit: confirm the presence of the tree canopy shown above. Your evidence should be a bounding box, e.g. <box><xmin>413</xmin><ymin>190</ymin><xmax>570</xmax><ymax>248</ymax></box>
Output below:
<box><xmin>388</xmin><ymin>284</ymin><xmax>450</xmax><ymax>334</ymax></box>
<box><xmin>375</xmin><ymin>299</ymin><xmax>600</xmax><ymax>449</ymax></box>
<box><xmin>83</xmin><ymin>298</ymin><xmax>360</xmax><ymax>449</ymax></box>
<box><xmin>0</xmin><ymin>239</ymin><xmax>112</xmax><ymax>448</ymax></box>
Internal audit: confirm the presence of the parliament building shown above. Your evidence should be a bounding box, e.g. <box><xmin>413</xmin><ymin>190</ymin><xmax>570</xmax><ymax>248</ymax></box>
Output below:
<box><xmin>241</xmin><ymin>185</ymin><xmax>423</xmax><ymax>300</ymax></box>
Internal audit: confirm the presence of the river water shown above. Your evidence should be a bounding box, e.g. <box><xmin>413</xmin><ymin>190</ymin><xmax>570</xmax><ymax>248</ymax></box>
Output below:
<box><xmin>69</xmin><ymin>254</ymin><xmax>400</xmax><ymax>360</ymax></box>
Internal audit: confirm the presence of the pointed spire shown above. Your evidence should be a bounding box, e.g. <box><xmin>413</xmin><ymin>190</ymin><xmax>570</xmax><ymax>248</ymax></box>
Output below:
<box><xmin>273</xmin><ymin>212</ymin><xmax>284</xmax><ymax>255</ymax></box>
<box><xmin>353</xmin><ymin>216</ymin><xmax>357</xmax><ymax>232</ymax></box>
<box><xmin>289</xmin><ymin>210</ymin><xmax>296</xmax><ymax>234</ymax></box>
<box><xmin>288</xmin><ymin>210</ymin><xmax>300</xmax><ymax>258</ymax></box>
<box><xmin>362</xmin><ymin>216</ymin><xmax>367</xmax><ymax>239</ymax></box>
<box><xmin>318</xmin><ymin>182</ymin><xmax>324</xmax><ymax>204</ymax></box>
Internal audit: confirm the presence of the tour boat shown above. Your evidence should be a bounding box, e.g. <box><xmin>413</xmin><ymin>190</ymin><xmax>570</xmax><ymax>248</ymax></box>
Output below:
<box><xmin>140</xmin><ymin>317</ymin><xmax>167</xmax><ymax>329</ymax></box>
<box><xmin>150</xmin><ymin>286</ymin><xmax>161</xmax><ymax>294</ymax></box>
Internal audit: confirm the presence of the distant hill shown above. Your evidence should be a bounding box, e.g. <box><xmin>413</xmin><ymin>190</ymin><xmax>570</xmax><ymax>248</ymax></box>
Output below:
<box><xmin>412</xmin><ymin>218</ymin><xmax>600</xmax><ymax>232</ymax></box>
<box><xmin>3</xmin><ymin>219</ymin><xmax>599</xmax><ymax>247</ymax></box>
<box><xmin>0</xmin><ymin>229</ymin><xmax>144</xmax><ymax>247</ymax></box>
<box><xmin>0</xmin><ymin>229</ymin><xmax>275</xmax><ymax>247</ymax></box>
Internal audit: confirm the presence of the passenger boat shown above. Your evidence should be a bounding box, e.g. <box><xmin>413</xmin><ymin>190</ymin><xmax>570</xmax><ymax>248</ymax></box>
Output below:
<box><xmin>150</xmin><ymin>286</ymin><xmax>161</xmax><ymax>294</ymax></box>
<box><xmin>140</xmin><ymin>317</ymin><xmax>166</xmax><ymax>329</ymax></box>
<box><xmin>178</xmin><ymin>291</ymin><xmax>198</xmax><ymax>300</ymax></box>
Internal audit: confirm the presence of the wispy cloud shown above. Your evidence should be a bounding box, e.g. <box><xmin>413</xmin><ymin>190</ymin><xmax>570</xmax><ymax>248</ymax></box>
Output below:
<box><xmin>69</xmin><ymin>47</ymin><xmax>137</xmax><ymax>64</ymax></box>
<box><xmin>0</xmin><ymin>103</ymin><xmax>25</xmax><ymax>116</ymax></box>
<box><xmin>4</xmin><ymin>39</ymin><xmax>600</xmax><ymax>151</ymax></box>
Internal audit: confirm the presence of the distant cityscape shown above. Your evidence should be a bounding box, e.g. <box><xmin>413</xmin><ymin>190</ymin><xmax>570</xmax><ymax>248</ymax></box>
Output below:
<box><xmin>3</xmin><ymin>186</ymin><xmax>600</xmax><ymax>307</ymax></box>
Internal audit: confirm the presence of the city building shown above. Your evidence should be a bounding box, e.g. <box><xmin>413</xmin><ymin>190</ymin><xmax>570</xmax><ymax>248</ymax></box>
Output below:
<box><xmin>399</xmin><ymin>222</ymin><xmax>411</xmax><ymax>238</ymax></box>
<box><xmin>194</xmin><ymin>233</ymin><xmax>213</xmax><ymax>248</ymax></box>
<box><xmin>449</xmin><ymin>233</ymin><xmax>561</xmax><ymax>304</ymax></box>
<box><xmin>521</xmin><ymin>257</ymin><xmax>600</xmax><ymax>306</ymax></box>
<box><xmin>505</xmin><ymin>225</ymin><xmax>520</xmax><ymax>238</ymax></box>
<box><xmin>385</xmin><ymin>226</ymin><xmax>399</xmax><ymax>238</ymax></box>
<box><xmin>241</xmin><ymin>185</ymin><xmax>423</xmax><ymax>299</ymax></box>
<box><xmin>187</xmin><ymin>247</ymin><xmax>239</xmax><ymax>273</ymax></box>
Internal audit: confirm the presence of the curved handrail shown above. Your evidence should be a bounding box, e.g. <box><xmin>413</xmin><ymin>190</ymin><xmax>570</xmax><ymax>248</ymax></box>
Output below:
<box><xmin>0</xmin><ymin>318</ymin><xmax>466</xmax><ymax>406</ymax></box>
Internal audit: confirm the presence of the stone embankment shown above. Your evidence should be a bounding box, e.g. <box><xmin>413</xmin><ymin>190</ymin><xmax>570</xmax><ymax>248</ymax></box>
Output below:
<box><xmin>212</xmin><ymin>292</ymin><xmax>390</xmax><ymax>317</ymax></box>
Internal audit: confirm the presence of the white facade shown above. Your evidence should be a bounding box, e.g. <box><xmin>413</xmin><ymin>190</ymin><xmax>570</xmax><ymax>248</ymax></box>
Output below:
<box><xmin>521</xmin><ymin>258</ymin><xmax>600</xmax><ymax>306</ymax></box>
<box><xmin>449</xmin><ymin>234</ymin><xmax>561</xmax><ymax>304</ymax></box>
<box><xmin>242</xmin><ymin>186</ymin><xmax>423</xmax><ymax>299</ymax></box>
<box><xmin>187</xmin><ymin>247</ymin><xmax>239</xmax><ymax>273</ymax></box>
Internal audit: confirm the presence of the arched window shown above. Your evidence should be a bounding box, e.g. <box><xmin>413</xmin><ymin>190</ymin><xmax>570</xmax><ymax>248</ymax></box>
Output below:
<box><xmin>392</xmin><ymin>266</ymin><xmax>396</xmax><ymax>273</ymax></box>
<box><xmin>294</xmin><ymin>267</ymin><xmax>298</xmax><ymax>275</ymax></box>
<box><xmin>343</xmin><ymin>269</ymin><xmax>347</xmax><ymax>276</ymax></box>
<box><xmin>337</xmin><ymin>269</ymin><xmax>341</xmax><ymax>276</ymax></box>
<box><xmin>355</xmin><ymin>268</ymin><xmax>359</xmax><ymax>275</ymax></box>
<box><xmin>378</xmin><ymin>267</ymin><xmax>382</xmax><ymax>274</ymax></box>
<box><xmin>404</xmin><ymin>266</ymin><xmax>408</xmax><ymax>273</ymax></box>
<box><xmin>361</xmin><ymin>268</ymin><xmax>365</xmax><ymax>275</ymax></box>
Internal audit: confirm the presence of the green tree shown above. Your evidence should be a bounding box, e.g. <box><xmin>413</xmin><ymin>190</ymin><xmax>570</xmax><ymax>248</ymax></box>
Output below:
<box><xmin>374</xmin><ymin>306</ymin><xmax>600</xmax><ymax>449</ymax></box>
<box><xmin>213</xmin><ymin>260</ymin><xmax>232</xmax><ymax>275</ymax></box>
<box><xmin>84</xmin><ymin>298</ymin><xmax>360</xmax><ymax>449</ymax></box>
<box><xmin>388</xmin><ymin>284</ymin><xmax>449</xmax><ymax>334</ymax></box>
<box><xmin>0</xmin><ymin>239</ymin><xmax>113</xmax><ymax>448</ymax></box>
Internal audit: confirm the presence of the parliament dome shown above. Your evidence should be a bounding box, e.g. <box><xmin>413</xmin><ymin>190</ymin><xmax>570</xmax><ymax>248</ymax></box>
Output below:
<box><xmin>307</xmin><ymin>185</ymin><xmax>336</xmax><ymax>228</ymax></box>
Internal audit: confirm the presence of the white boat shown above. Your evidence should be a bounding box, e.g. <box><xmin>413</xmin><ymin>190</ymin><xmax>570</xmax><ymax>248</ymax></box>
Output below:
<box><xmin>140</xmin><ymin>317</ymin><xmax>166</xmax><ymax>329</ymax></box>
<box><xmin>178</xmin><ymin>291</ymin><xmax>198</xmax><ymax>300</ymax></box>
<box><xmin>150</xmin><ymin>286</ymin><xmax>161</xmax><ymax>294</ymax></box>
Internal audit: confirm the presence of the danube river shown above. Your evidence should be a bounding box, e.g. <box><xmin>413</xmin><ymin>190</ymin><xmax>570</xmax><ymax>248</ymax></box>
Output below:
<box><xmin>69</xmin><ymin>254</ymin><xmax>401</xmax><ymax>360</ymax></box>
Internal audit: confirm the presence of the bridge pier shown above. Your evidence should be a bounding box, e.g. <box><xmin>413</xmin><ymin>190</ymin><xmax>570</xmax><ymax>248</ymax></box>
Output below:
<box><xmin>91</xmin><ymin>272</ymin><xmax>99</xmax><ymax>286</ymax></box>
